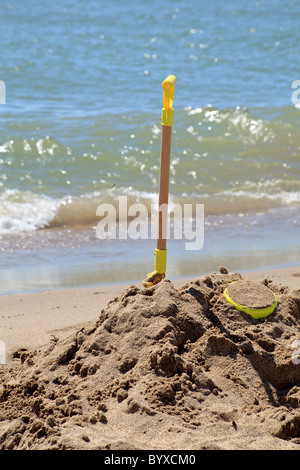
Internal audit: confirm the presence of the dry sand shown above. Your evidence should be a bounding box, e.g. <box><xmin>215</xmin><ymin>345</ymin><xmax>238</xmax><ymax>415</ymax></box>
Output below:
<box><xmin>0</xmin><ymin>265</ymin><xmax>299</xmax><ymax>450</ymax></box>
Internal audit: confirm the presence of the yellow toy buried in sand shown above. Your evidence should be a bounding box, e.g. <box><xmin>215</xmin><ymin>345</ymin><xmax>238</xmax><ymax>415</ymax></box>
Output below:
<box><xmin>142</xmin><ymin>75</ymin><xmax>177</xmax><ymax>288</ymax></box>
<box><xmin>224</xmin><ymin>279</ymin><xmax>278</xmax><ymax>319</ymax></box>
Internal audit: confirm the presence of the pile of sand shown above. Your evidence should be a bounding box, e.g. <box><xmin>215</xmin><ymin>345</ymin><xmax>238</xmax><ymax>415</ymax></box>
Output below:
<box><xmin>0</xmin><ymin>269</ymin><xmax>300</xmax><ymax>450</ymax></box>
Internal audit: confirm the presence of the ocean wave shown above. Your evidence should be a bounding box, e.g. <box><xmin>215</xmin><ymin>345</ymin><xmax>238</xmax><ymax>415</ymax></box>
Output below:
<box><xmin>0</xmin><ymin>184</ymin><xmax>299</xmax><ymax>235</ymax></box>
<box><xmin>0</xmin><ymin>104</ymin><xmax>299</xmax><ymax>234</ymax></box>
<box><xmin>196</xmin><ymin>189</ymin><xmax>300</xmax><ymax>214</ymax></box>
<box><xmin>1</xmin><ymin>106</ymin><xmax>299</xmax><ymax>196</ymax></box>
<box><xmin>0</xmin><ymin>189</ymin><xmax>60</xmax><ymax>234</ymax></box>
<box><xmin>0</xmin><ymin>188</ymin><xmax>160</xmax><ymax>234</ymax></box>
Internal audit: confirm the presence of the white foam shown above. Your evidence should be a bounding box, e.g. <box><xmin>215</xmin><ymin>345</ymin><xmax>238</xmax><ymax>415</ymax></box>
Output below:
<box><xmin>1</xmin><ymin>184</ymin><xmax>298</xmax><ymax>235</ymax></box>
<box><xmin>220</xmin><ymin>189</ymin><xmax>300</xmax><ymax>205</ymax></box>
<box><xmin>0</xmin><ymin>189</ymin><xmax>60</xmax><ymax>234</ymax></box>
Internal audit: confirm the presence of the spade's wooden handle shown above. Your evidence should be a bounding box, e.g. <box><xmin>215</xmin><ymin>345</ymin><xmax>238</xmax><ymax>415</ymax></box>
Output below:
<box><xmin>157</xmin><ymin>124</ymin><xmax>172</xmax><ymax>250</ymax></box>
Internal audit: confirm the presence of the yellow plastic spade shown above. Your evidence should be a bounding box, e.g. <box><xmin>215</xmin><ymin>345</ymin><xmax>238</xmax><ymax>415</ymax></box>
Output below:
<box><xmin>142</xmin><ymin>75</ymin><xmax>177</xmax><ymax>288</ymax></box>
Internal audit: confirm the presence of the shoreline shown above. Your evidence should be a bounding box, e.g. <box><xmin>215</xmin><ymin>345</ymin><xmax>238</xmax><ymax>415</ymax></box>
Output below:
<box><xmin>1</xmin><ymin>202</ymin><xmax>299</xmax><ymax>296</ymax></box>
<box><xmin>1</xmin><ymin>264</ymin><xmax>299</xmax><ymax>366</ymax></box>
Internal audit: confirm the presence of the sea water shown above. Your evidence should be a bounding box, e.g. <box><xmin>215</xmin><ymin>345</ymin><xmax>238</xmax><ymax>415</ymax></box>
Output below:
<box><xmin>0</xmin><ymin>0</ymin><xmax>299</xmax><ymax>293</ymax></box>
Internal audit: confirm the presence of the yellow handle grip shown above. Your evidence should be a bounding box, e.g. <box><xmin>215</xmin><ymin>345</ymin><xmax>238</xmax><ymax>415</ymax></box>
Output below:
<box><xmin>162</xmin><ymin>75</ymin><xmax>177</xmax><ymax>109</ymax></box>
<box><xmin>161</xmin><ymin>75</ymin><xmax>177</xmax><ymax>126</ymax></box>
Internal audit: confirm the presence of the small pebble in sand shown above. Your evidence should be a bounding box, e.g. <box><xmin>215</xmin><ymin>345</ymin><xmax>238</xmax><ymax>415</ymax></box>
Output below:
<box><xmin>219</xmin><ymin>266</ymin><xmax>229</xmax><ymax>274</ymax></box>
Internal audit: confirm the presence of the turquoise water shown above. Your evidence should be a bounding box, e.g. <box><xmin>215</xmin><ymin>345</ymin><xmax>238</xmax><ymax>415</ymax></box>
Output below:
<box><xmin>0</xmin><ymin>0</ymin><xmax>299</xmax><ymax>293</ymax></box>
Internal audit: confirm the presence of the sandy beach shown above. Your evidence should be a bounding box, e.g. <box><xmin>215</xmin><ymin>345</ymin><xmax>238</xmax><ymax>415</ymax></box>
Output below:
<box><xmin>1</xmin><ymin>265</ymin><xmax>299</xmax><ymax>366</ymax></box>
<box><xmin>0</xmin><ymin>264</ymin><xmax>299</xmax><ymax>450</ymax></box>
